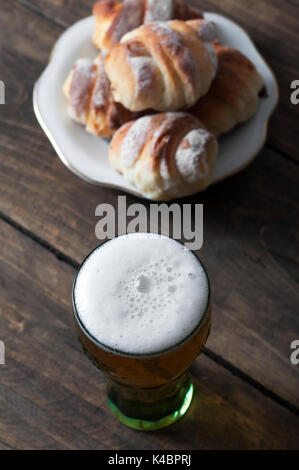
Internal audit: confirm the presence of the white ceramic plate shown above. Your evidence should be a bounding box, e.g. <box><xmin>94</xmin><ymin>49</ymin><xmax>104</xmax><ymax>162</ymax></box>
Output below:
<box><xmin>33</xmin><ymin>13</ymin><xmax>278</xmax><ymax>199</ymax></box>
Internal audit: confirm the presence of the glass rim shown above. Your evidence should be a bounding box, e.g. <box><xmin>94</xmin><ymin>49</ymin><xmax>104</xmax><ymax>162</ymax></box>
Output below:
<box><xmin>72</xmin><ymin>233</ymin><xmax>211</xmax><ymax>360</ymax></box>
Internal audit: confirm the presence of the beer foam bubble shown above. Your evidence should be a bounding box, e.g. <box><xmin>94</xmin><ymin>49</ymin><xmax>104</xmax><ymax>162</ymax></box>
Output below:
<box><xmin>74</xmin><ymin>234</ymin><xmax>209</xmax><ymax>355</ymax></box>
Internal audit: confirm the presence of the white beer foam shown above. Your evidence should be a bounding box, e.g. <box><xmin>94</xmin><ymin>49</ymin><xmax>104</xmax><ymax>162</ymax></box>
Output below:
<box><xmin>74</xmin><ymin>234</ymin><xmax>209</xmax><ymax>355</ymax></box>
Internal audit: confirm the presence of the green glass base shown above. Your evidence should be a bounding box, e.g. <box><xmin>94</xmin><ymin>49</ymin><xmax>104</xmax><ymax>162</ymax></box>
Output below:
<box><xmin>107</xmin><ymin>383</ymin><xmax>194</xmax><ymax>431</ymax></box>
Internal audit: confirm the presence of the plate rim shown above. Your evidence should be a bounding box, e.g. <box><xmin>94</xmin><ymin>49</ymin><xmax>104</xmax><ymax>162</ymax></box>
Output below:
<box><xmin>33</xmin><ymin>13</ymin><xmax>279</xmax><ymax>199</ymax></box>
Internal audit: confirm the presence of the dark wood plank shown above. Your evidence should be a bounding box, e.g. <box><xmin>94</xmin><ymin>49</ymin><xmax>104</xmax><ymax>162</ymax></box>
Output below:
<box><xmin>1</xmin><ymin>219</ymin><xmax>298</xmax><ymax>450</ymax></box>
<box><xmin>13</xmin><ymin>0</ymin><xmax>299</xmax><ymax>160</ymax></box>
<box><xmin>0</xmin><ymin>0</ymin><xmax>298</xmax><ymax>410</ymax></box>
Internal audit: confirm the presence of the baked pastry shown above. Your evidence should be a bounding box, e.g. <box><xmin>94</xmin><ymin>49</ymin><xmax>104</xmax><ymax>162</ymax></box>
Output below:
<box><xmin>190</xmin><ymin>42</ymin><xmax>264</xmax><ymax>137</ymax></box>
<box><xmin>63</xmin><ymin>54</ymin><xmax>138</xmax><ymax>138</ymax></box>
<box><xmin>92</xmin><ymin>0</ymin><xmax>203</xmax><ymax>51</ymax></box>
<box><xmin>63</xmin><ymin>19</ymin><xmax>218</xmax><ymax>138</ymax></box>
<box><xmin>109</xmin><ymin>112</ymin><xmax>218</xmax><ymax>200</ymax></box>
<box><xmin>105</xmin><ymin>19</ymin><xmax>218</xmax><ymax>112</ymax></box>
<box><xmin>63</xmin><ymin>39</ymin><xmax>262</xmax><ymax>141</ymax></box>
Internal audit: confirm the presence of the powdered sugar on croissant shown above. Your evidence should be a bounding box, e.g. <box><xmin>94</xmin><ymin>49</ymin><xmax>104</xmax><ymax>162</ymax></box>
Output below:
<box><xmin>63</xmin><ymin>54</ymin><xmax>137</xmax><ymax>138</ymax></box>
<box><xmin>175</xmin><ymin>129</ymin><xmax>213</xmax><ymax>183</ymax></box>
<box><xmin>110</xmin><ymin>112</ymin><xmax>218</xmax><ymax>200</ymax></box>
<box><xmin>92</xmin><ymin>0</ymin><xmax>203</xmax><ymax>51</ymax></box>
<box><xmin>144</xmin><ymin>0</ymin><xmax>175</xmax><ymax>23</ymax></box>
<box><xmin>63</xmin><ymin>58</ymin><xmax>96</xmax><ymax>124</ymax></box>
<box><xmin>105</xmin><ymin>19</ymin><xmax>218</xmax><ymax>112</ymax></box>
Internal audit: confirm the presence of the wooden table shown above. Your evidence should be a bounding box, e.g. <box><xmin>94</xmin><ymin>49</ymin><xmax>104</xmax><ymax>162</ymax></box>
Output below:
<box><xmin>0</xmin><ymin>0</ymin><xmax>298</xmax><ymax>450</ymax></box>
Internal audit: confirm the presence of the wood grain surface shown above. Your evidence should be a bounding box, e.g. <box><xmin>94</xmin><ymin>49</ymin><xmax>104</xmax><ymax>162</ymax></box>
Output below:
<box><xmin>1</xmin><ymin>219</ymin><xmax>298</xmax><ymax>450</ymax></box>
<box><xmin>0</xmin><ymin>0</ymin><xmax>298</xmax><ymax>450</ymax></box>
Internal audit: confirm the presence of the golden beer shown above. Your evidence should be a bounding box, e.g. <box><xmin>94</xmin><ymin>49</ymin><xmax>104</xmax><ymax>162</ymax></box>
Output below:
<box><xmin>72</xmin><ymin>234</ymin><xmax>211</xmax><ymax>430</ymax></box>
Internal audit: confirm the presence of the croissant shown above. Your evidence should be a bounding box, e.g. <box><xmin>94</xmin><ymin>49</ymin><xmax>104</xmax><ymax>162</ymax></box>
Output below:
<box><xmin>190</xmin><ymin>43</ymin><xmax>264</xmax><ymax>137</ymax></box>
<box><xmin>109</xmin><ymin>112</ymin><xmax>218</xmax><ymax>200</ymax></box>
<box><xmin>62</xmin><ymin>54</ymin><xmax>138</xmax><ymax>138</ymax></box>
<box><xmin>92</xmin><ymin>0</ymin><xmax>203</xmax><ymax>51</ymax></box>
<box><xmin>105</xmin><ymin>19</ymin><xmax>217</xmax><ymax>112</ymax></box>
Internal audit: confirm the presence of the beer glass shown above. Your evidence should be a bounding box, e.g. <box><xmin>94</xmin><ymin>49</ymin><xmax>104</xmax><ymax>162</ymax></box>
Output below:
<box><xmin>72</xmin><ymin>234</ymin><xmax>212</xmax><ymax>431</ymax></box>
